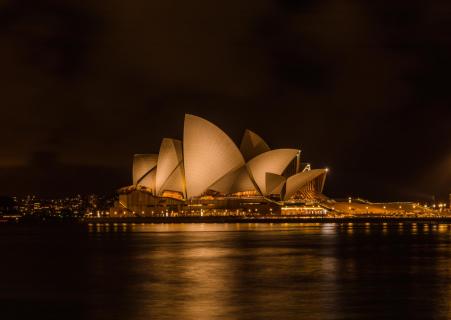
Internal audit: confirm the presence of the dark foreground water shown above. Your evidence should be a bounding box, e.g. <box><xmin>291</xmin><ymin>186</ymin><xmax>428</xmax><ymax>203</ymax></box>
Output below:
<box><xmin>1</xmin><ymin>223</ymin><xmax>451</xmax><ymax>320</ymax></box>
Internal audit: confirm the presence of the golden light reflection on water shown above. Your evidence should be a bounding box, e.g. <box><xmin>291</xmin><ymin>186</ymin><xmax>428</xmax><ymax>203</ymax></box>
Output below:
<box><xmin>438</xmin><ymin>224</ymin><xmax>450</xmax><ymax>233</ymax></box>
<box><xmin>82</xmin><ymin>222</ymin><xmax>451</xmax><ymax>319</ymax></box>
<box><xmin>86</xmin><ymin>223</ymin><xmax>344</xmax><ymax>319</ymax></box>
<box><xmin>321</xmin><ymin>223</ymin><xmax>336</xmax><ymax>235</ymax></box>
<box><xmin>7</xmin><ymin>221</ymin><xmax>451</xmax><ymax>320</ymax></box>
<box><xmin>411</xmin><ymin>223</ymin><xmax>418</xmax><ymax>235</ymax></box>
<box><xmin>146</xmin><ymin>244</ymin><xmax>231</xmax><ymax>320</ymax></box>
<box><xmin>382</xmin><ymin>222</ymin><xmax>388</xmax><ymax>234</ymax></box>
<box><xmin>88</xmin><ymin>222</ymin><xmax>451</xmax><ymax>237</ymax></box>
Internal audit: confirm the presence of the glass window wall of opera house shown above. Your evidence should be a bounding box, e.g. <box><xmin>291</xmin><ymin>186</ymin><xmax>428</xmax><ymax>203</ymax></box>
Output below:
<box><xmin>109</xmin><ymin>114</ymin><xmax>329</xmax><ymax>217</ymax></box>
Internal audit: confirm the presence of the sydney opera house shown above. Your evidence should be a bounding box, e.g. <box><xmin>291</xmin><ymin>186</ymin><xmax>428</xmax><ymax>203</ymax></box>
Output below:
<box><xmin>111</xmin><ymin>114</ymin><xmax>328</xmax><ymax>216</ymax></box>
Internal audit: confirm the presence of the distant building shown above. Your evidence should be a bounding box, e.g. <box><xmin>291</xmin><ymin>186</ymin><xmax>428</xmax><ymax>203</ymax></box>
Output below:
<box><xmin>111</xmin><ymin>114</ymin><xmax>328</xmax><ymax>216</ymax></box>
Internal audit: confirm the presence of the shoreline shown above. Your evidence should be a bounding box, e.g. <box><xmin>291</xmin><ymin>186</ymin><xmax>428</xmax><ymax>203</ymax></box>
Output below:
<box><xmin>84</xmin><ymin>216</ymin><xmax>451</xmax><ymax>224</ymax></box>
<box><xmin>45</xmin><ymin>216</ymin><xmax>451</xmax><ymax>224</ymax></box>
<box><xmin>3</xmin><ymin>216</ymin><xmax>451</xmax><ymax>225</ymax></box>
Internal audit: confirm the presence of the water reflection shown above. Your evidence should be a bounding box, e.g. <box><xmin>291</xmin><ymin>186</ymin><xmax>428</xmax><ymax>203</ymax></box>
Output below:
<box><xmin>1</xmin><ymin>223</ymin><xmax>451</xmax><ymax>320</ymax></box>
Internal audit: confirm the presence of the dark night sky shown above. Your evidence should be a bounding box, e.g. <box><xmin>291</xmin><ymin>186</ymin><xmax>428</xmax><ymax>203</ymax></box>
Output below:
<box><xmin>0</xmin><ymin>0</ymin><xmax>450</xmax><ymax>201</ymax></box>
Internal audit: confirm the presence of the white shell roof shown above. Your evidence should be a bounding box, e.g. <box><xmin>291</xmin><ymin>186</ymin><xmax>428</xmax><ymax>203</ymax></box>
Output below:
<box><xmin>284</xmin><ymin>169</ymin><xmax>327</xmax><ymax>200</ymax></box>
<box><xmin>133</xmin><ymin>154</ymin><xmax>158</xmax><ymax>186</ymax></box>
<box><xmin>208</xmin><ymin>167</ymin><xmax>242</xmax><ymax>195</ymax></box>
<box><xmin>247</xmin><ymin>149</ymin><xmax>299</xmax><ymax>194</ymax></box>
<box><xmin>131</xmin><ymin>115</ymin><xmax>326</xmax><ymax>200</ymax></box>
<box><xmin>159</xmin><ymin>162</ymin><xmax>185</xmax><ymax>195</ymax></box>
<box><xmin>209</xmin><ymin>166</ymin><xmax>256</xmax><ymax>195</ymax></box>
<box><xmin>183</xmin><ymin>114</ymin><xmax>245</xmax><ymax>198</ymax></box>
<box><xmin>265</xmin><ymin>173</ymin><xmax>287</xmax><ymax>196</ymax></box>
<box><xmin>156</xmin><ymin>138</ymin><xmax>184</xmax><ymax>196</ymax></box>
<box><xmin>140</xmin><ymin>169</ymin><xmax>157</xmax><ymax>194</ymax></box>
<box><xmin>240</xmin><ymin>129</ymin><xmax>271</xmax><ymax>162</ymax></box>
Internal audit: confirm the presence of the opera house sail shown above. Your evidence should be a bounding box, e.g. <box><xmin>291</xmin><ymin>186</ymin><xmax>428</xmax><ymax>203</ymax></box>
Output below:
<box><xmin>113</xmin><ymin>114</ymin><xmax>328</xmax><ymax>215</ymax></box>
<box><xmin>183</xmin><ymin>114</ymin><xmax>245</xmax><ymax>199</ymax></box>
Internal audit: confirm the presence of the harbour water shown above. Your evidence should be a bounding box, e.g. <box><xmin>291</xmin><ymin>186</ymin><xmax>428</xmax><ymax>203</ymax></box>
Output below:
<box><xmin>1</xmin><ymin>223</ymin><xmax>451</xmax><ymax>319</ymax></box>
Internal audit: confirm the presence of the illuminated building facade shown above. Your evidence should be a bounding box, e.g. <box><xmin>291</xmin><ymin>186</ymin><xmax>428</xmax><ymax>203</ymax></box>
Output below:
<box><xmin>111</xmin><ymin>114</ymin><xmax>328</xmax><ymax>216</ymax></box>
